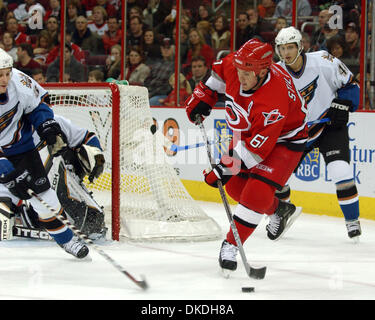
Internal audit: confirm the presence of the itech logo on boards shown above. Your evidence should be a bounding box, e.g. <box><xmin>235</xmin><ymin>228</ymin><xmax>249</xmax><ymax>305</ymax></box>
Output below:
<box><xmin>295</xmin><ymin>148</ymin><xmax>320</xmax><ymax>181</ymax></box>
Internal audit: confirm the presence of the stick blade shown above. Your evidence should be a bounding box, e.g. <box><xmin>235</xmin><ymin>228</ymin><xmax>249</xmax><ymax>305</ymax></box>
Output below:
<box><xmin>249</xmin><ymin>266</ymin><xmax>267</xmax><ymax>280</ymax></box>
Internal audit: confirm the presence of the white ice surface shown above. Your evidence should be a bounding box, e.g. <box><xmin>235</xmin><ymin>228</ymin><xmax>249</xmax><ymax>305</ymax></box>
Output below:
<box><xmin>1</xmin><ymin>200</ymin><xmax>375</xmax><ymax>300</ymax></box>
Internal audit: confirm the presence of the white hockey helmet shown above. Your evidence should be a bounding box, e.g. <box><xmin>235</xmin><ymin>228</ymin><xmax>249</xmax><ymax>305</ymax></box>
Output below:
<box><xmin>275</xmin><ymin>26</ymin><xmax>303</xmax><ymax>65</ymax></box>
<box><xmin>0</xmin><ymin>48</ymin><xmax>13</xmax><ymax>70</ymax></box>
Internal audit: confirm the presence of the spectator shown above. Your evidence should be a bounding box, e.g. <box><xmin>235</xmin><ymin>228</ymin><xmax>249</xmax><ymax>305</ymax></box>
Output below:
<box><xmin>80</xmin><ymin>0</ymin><xmax>97</xmax><ymax>17</ymax></box>
<box><xmin>5</xmin><ymin>17</ymin><xmax>31</xmax><ymax>45</ymax></box>
<box><xmin>301</xmin><ymin>31</ymin><xmax>312</xmax><ymax>53</ymax></box>
<box><xmin>196</xmin><ymin>21</ymin><xmax>214</xmax><ymax>48</ymax></box>
<box><xmin>197</xmin><ymin>4</ymin><xmax>214</xmax><ymax>23</ymax></box>
<box><xmin>187</xmin><ymin>55</ymin><xmax>210</xmax><ymax>90</ymax></box>
<box><xmin>172</xmin><ymin>26</ymin><xmax>188</xmax><ymax>64</ymax></box>
<box><xmin>258</xmin><ymin>0</ymin><xmax>276</xmax><ymax>18</ymax></box>
<box><xmin>15</xmin><ymin>43</ymin><xmax>42</xmax><ymax>76</ymax></box>
<box><xmin>88</xmin><ymin>6</ymin><xmax>108</xmax><ymax>37</ymax></box>
<box><xmin>72</xmin><ymin>15</ymin><xmax>105</xmax><ymax>55</ymax></box>
<box><xmin>88</xmin><ymin>69</ymin><xmax>105</xmax><ymax>82</ymax></box>
<box><xmin>31</xmin><ymin>67</ymin><xmax>47</xmax><ymax>84</ymax></box>
<box><xmin>45</xmin><ymin>16</ymin><xmax>60</xmax><ymax>46</ymax></box>
<box><xmin>102</xmin><ymin>16</ymin><xmax>122</xmax><ymax>54</ymax></box>
<box><xmin>96</xmin><ymin>0</ymin><xmax>117</xmax><ymax>18</ymax></box>
<box><xmin>246</xmin><ymin>7</ymin><xmax>273</xmax><ymax>33</ymax></box>
<box><xmin>185</xmin><ymin>28</ymin><xmax>215</xmax><ymax>73</ymax></box>
<box><xmin>344</xmin><ymin>22</ymin><xmax>360</xmax><ymax>59</ymax></box>
<box><xmin>44</xmin><ymin>0</ymin><xmax>60</xmax><ymax>21</ymax></box>
<box><xmin>155</xmin><ymin>4</ymin><xmax>176</xmax><ymax>38</ymax></box>
<box><xmin>142</xmin><ymin>28</ymin><xmax>162</xmax><ymax>66</ymax></box>
<box><xmin>105</xmin><ymin>44</ymin><xmax>121</xmax><ymax>79</ymax></box>
<box><xmin>235</xmin><ymin>12</ymin><xmax>252</xmax><ymax>49</ymax></box>
<box><xmin>14</xmin><ymin>0</ymin><xmax>46</xmax><ymax>24</ymax></box>
<box><xmin>128</xmin><ymin>16</ymin><xmax>144</xmax><ymax>47</ymax></box>
<box><xmin>32</xmin><ymin>30</ymin><xmax>54</xmax><ymax>65</ymax></box>
<box><xmin>1</xmin><ymin>31</ymin><xmax>18</xmax><ymax>62</ymax></box>
<box><xmin>273</xmin><ymin>0</ymin><xmax>311</xmax><ymax>18</ymax></box>
<box><xmin>326</xmin><ymin>35</ymin><xmax>349</xmax><ymax>59</ymax></box>
<box><xmin>144</xmin><ymin>42</ymin><xmax>175</xmax><ymax>105</ymax></box>
<box><xmin>319</xmin><ymin>23</ymin><xmax>340</xmax><ymax>51</ymax></box>
<box><xmin>142</xmin><ymin>0</ymin><xmax>171</xmax><ymax>29</ymax></box>
<box><xmin>160</xmin><ymin>73</ymin><xmax>192</xmax><ymax>106</ymax></box>
<box><xmin>180</xmin><ymin>15</ymin><xmax>192</xmax><ymax>34</ymax></box>
<box><xmin>311</xmin><ymin>9</ymin><xmax>333</xmax><ymax>51</ymax></box>
<box><xmin>0</xmin><ymin>0</ymin><xmax>9</xmax><ymax>24</ymax></box>
<box><xmin>274</xmin><ymin>16</ymin><xmax>288</xmax><ymax>33</ymax></box>
<box><xmin>45</xmin><ymin>33</ymin><xmax>86</xmax><ymax>65</ymax></box>
<box><xmin>46</xmin><ymin>43</ymin><xmax>86</xmax><ymax>82</ymax></box>
<box><xmin>125</xmin><ymin>46</ymin><xmax>151</xmax><ymax>86</ymax></box>
<box><xmin>66</xmin><ymin>0</ymin><xmax>81</xmax><ymax>35</ymax></box>
<box><xmin>211</xmin><ymin>14</ymin><xmax>231</xmax><ymax>50</ymax></box>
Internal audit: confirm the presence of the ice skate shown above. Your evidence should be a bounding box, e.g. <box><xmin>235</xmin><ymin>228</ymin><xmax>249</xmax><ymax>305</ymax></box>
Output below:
<box><xmin>267</xmin><ymin>201</ymin><xmax>301</xmax><ymax>241</ymax></box>
<box><xmin>219</xmin><ymin>240</ymin><xmax>238</xmax><ymax>277</ymax></box>
<box><xmin>60</xmin><ymin>237</ymin><xmax>89</xmax><ymax>259</ymax></box>
<box><xmin>346</xmin><ymin>219</ymin><xmax>361</xmax><ymax>242</ymax></box>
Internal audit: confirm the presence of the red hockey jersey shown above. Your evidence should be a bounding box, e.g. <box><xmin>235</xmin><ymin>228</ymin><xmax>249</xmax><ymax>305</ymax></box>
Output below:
<box><xmin>205</xmin><ymin>53</ymin><xmax>308</xmax><ymax>169</ymax></box>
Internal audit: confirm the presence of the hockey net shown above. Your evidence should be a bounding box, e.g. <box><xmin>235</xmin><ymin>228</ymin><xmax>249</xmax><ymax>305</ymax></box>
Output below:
<box><xmin>43</xmin><ymin>83</ymin><xmax>221</xmax><ymax>241</ymax></box>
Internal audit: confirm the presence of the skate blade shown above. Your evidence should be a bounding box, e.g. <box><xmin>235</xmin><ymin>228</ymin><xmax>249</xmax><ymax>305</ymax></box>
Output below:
<box><xmin>351</xmin><ymin>236</ymin><xmax>360</xmax><ymax>244</ymax></box>
<box><xmin>220</xmin><ymin>268</ymin><xmax>234</xmax><ymax>279</ymax></box>
<box><xmin>275</xmin><ymin>206</ymin><xmax>302</xmax><ymax>241</ymax></box>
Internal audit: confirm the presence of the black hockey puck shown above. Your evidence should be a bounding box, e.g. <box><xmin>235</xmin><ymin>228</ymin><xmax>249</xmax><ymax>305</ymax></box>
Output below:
<box><xmin>241</xmin><ymin>287</ymin><xmax>255</xmax><ymax>293</ymax></box>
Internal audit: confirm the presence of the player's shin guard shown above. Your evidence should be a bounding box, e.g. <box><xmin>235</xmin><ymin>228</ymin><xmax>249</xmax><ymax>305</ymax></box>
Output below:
<box><xmin>38</xmin><ymin>208</ymin><xmax>73</xmax><ymax>245</ymax></box>
<box><xmin>336</xmin><ymin>179</ymin><xmax>361</xmax><ymax>239</ymax></box>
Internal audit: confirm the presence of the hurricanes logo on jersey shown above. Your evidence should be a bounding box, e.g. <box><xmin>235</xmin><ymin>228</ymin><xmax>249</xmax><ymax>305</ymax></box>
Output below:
<box><xmin>224</xmin><ymin>98</ymin><xmax>251</xmax><ymax>131</ymax></box>
<box><xmin>299</xmin><ymin>75</ymin><xmax>319</xmax><ymax>105</ymax></box>
<box><xmin>262</xmin><ymin>109</ymin><xmax>284</xmax><ymax>126</ymax></box>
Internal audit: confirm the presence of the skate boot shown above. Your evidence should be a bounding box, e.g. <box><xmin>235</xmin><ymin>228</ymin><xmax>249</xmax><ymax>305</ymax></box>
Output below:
<box><xmin>219</xmin><ymin>240</ymin><xmax>238</xmax><ymax>273</ymax></box>
<box><xmin>60</xmin><ymin>237</ymin><xmax>89</xmax><ymax>259</ymax></box>
<box><xmin>346</xmin><ymin>219</ymin><xmax>361</xmax><ymax>240</ymax></box>
<box><xmin>266</xmin><ymin>200</ymin><xmax>301</xmax><ymax>240</ymax></box>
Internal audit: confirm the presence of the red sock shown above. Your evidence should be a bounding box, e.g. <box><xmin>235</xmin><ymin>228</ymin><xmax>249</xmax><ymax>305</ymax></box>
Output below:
<box><xmin>226</xmin><ymin>219</ymin><xmax>256</xmax><ymax>246</ymax></box>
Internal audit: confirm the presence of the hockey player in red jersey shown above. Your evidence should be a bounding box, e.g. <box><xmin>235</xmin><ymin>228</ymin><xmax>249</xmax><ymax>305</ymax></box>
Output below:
<box><xmin>185</xmin><ymin>39</ymin><xmax>308</xmax><ymax>273</ymax></box>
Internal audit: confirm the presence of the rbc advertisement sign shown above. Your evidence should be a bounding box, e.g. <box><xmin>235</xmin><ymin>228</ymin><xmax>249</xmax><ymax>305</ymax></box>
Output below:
<box><xmin>295</xmin><ymin>148</ymin><xmax>320</xmax><ymax>181</ymax></box>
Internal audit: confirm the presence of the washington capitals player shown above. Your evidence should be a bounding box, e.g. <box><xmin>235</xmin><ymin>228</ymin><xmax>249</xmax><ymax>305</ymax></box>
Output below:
<box><xmin>0</xmin><ymin>48</ymin><xmax>89</xmax><ymax>258</ymax></box>
<box><xmin>275</xmin><ymin>27</ymin><xmax>361</xmax><ymax>240</ymax></box>
<box><xmin>184</xmin><ymin>39</ymin><xmax>308</xmax><ymax>272</ymax></box>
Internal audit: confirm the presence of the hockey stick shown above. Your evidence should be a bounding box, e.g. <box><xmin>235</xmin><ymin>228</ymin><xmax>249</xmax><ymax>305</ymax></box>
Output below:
<box><xmin>27</xmin><ymin>189</ymin><xmax>149</xmax><ymax>290</ymax></box>
<box><xmin>196</xmin><ymin>117</ymin><xmax>266</xmax><ymax>280</ymax></box>
<box><xmin>307</xmin><ymin>117</ymin><xmax>330</xmax><ymax>126</ymax></box>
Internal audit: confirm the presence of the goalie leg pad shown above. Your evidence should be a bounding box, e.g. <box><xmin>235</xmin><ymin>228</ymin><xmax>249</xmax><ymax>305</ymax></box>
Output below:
<box><xmin>0</xmin><ymin>197</ymin><xmax>15</xmax><ymax>240</ymax></box>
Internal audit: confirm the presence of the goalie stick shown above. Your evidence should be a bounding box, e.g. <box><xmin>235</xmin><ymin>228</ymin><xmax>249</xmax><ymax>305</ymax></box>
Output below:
<box><xmin>27</xmin><ymin>189</ymin><xmax>149</xmax><ymax>290</ymax></box>
<box><xmin>197</xmin><ymin>117</ymin><xmax>266</xmax><ymax>280</ymax></box>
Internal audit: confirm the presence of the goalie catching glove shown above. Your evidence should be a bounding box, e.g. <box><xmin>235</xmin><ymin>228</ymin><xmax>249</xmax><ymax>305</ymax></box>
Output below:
<box><xmin>77</xmin><ymin>145</ymin><xmax>105</xmax><ymax>183</ymax></box>
<box><xmin>185</xmin><ymin>82</ymin><xmax>218</xmax><ymax>124</ymax></box>
<box><xmin>37</xmin><ymin>119</ymin><xmax>67</xmax><ymax>156</ymax></box>
<box><xmin>326</xmin><ymin>98</ymin><xmax>351</xmax><ymax>128</ymax></box>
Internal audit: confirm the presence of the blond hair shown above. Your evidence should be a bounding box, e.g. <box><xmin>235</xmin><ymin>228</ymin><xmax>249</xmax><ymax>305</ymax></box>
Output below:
<box><xmin>169</xmin><ymin>73</ymin><xmax>192</xmax><ymax>95</ymax></box>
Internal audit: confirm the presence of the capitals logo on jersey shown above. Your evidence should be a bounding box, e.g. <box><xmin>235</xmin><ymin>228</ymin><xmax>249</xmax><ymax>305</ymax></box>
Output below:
<box><xmin>262</xmin><ymin>109</ymin><xmax>284</xmax><ymax>126</ymax></box>
<box><xmin>299</xmin><ymin>75</ymin><xmax>319</xmax><ymax>105</ymax></box>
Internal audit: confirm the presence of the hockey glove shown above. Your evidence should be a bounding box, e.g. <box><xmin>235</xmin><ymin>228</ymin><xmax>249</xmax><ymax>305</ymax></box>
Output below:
<box><xmin>185</xmin><ymin>82</ymin><xmax>218</xmax><ymax>124</ymax></box>
<box><xmin>326</xmin><ymin>99</ymin><xmax>351</xmax><ymax>128</ymax></box>
<box><xmin>77</xmin><ymin>145</ymin><xmax>105</xmax><ymax>183</ymax></box>
<box><xmin>37</xmin><ymin>119</ymin><xmax>67</xmax><ymax>156</ymax></box>
<box><xmin>203</xmin><ymin>153</ymin><xmax>242</xmax><ymax>188</ymax></box>
<box><xmin>0</xmin><ymin>168</ymin><xmax>33</xmax><ymax>200</ymax></box>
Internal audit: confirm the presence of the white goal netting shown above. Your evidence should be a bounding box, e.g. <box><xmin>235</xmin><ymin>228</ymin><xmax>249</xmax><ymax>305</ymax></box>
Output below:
<box><xmin>45</xmin><ymin>83</ymin><xmax>221</xmax><ymax>241</ymax></box>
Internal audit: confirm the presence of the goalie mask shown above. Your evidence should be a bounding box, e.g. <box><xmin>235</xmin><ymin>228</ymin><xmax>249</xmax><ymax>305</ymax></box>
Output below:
<box><xmin>275</xmin><ymin>26</ymin><xmax>303</xmax><ymax>65</ymax></box>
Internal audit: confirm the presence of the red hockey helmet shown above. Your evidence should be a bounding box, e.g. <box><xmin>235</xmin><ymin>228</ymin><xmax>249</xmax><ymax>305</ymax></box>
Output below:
<box><xmin>233</xmin><ymin>39</ymin><xmax>273</xmax><ymax>74</ymax></box>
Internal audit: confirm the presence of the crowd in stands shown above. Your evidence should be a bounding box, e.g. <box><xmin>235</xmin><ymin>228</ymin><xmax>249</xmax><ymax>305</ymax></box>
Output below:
<box><xmin>0</xmin><ymin>0</ymin><xmax>365</xmax><ymax>106</ymax></box>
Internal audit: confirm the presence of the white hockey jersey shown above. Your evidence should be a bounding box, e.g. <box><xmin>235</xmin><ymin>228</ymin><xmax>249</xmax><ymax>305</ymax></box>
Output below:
<box><xmin>0</xmin><ymin>68</ymin><xmax>51</xmax><ymax>157</ymax></box>
<box><xmin>277</xmin><ymin>51</ymin><xmax>354</xmax><ymax>123</ymax></box>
